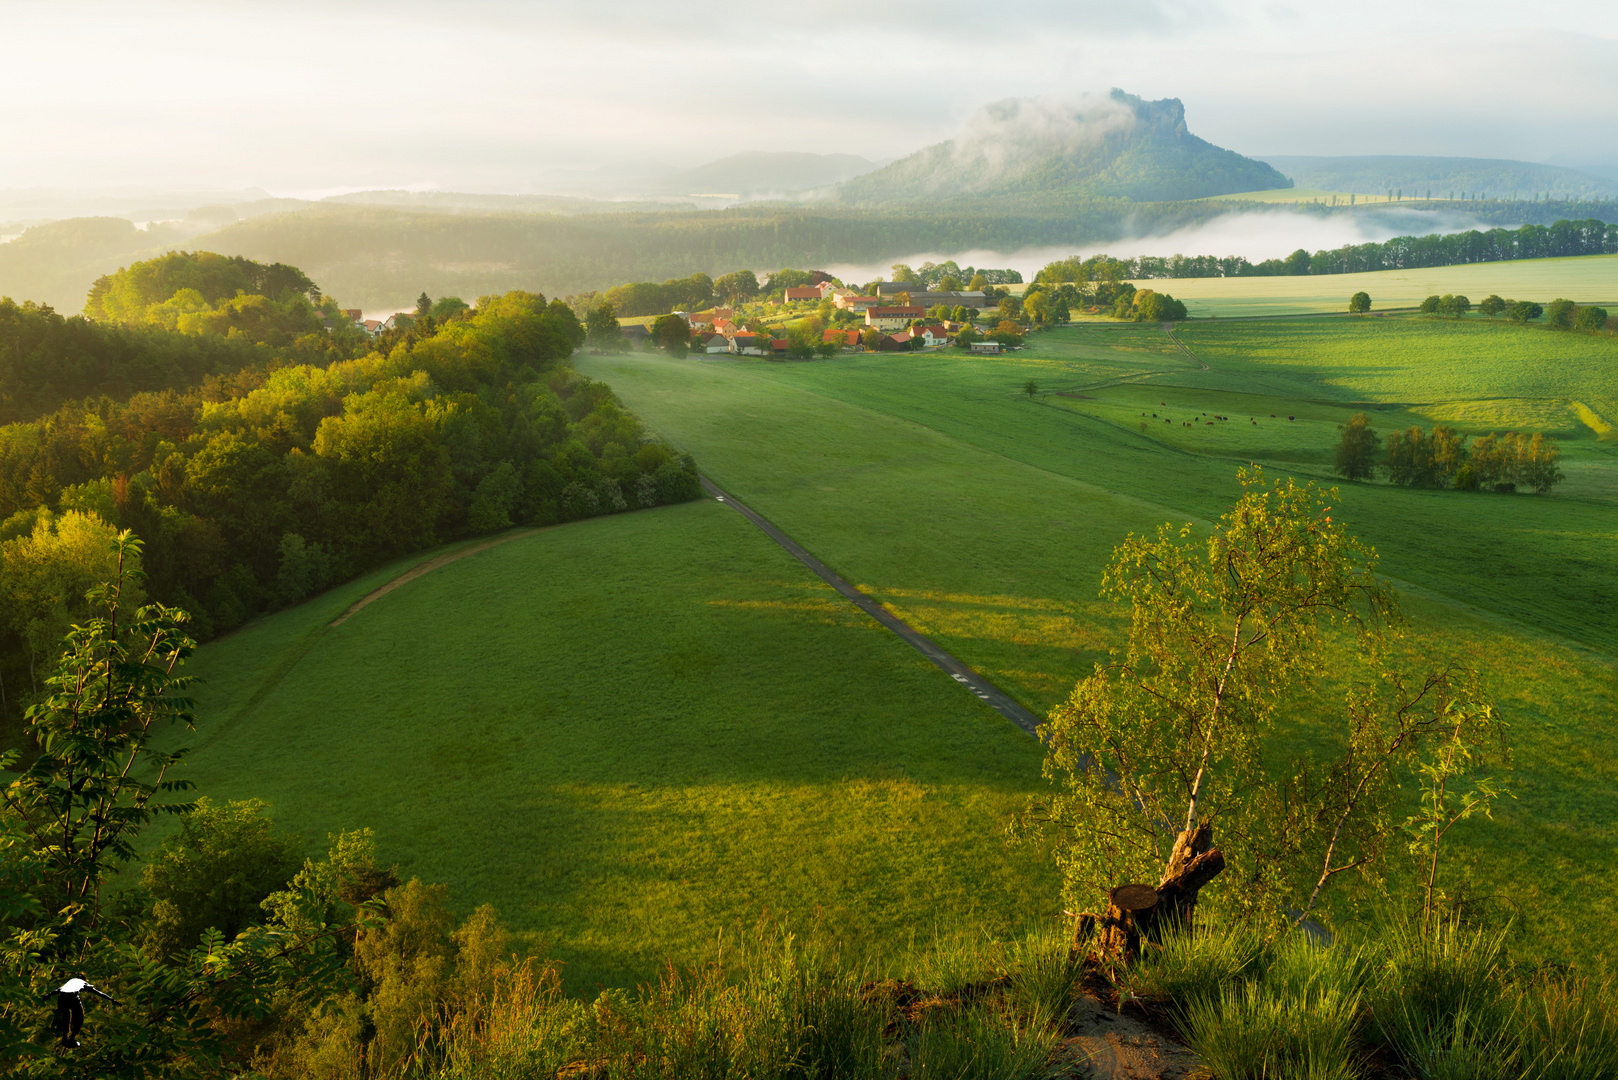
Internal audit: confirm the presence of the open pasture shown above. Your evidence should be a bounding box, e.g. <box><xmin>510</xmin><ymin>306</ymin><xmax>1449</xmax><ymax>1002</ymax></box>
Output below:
<box><xmin>576</xmin><ymin>323</ymin><xmax>1618</xmax><ymax>960</ymax></box>
<box><xmin>170</xmin><ymin>503</ymin><xmax>1055</xmax><ymax>991</ymax></box>
<box><xmin>1121</xmin><ymin>253</ymin><xmax>1618</xmax><ymax>316</ymax></box>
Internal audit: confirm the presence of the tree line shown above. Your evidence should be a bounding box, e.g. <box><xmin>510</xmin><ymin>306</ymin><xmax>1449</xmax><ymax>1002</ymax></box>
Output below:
<box><xmin>1335</xmin><ymin>414</ymin><xmax>1563</xmax><ymax>493</ymax></box>
<box><xmin>0</xmin><ymin>252</ymin><xmax>702</xmax><ymax>715</ymax></box>
<box><xmin>1042</xmin><ymin>218</ymin><xmax>1618</xmax><ymax>283</ymax></box>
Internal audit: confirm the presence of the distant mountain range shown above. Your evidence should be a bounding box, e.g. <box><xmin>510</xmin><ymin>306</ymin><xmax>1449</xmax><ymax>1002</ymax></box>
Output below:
<box><xmin>830</xmin><ymin>90</ymin><xmax>1291</xmax><ymax>205</ymax></box>
<box><xmin>1260</xmin><ymin>156</ymin><xmax>1618</xmax><ymax>199</ymax></box>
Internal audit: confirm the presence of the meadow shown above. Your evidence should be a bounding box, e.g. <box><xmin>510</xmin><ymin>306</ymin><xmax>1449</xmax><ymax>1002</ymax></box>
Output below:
<box><xmin>168</xmin><ymin>502</ymin><xmax>1055</xmax><ymax>991</ymax></box>
<box><xmin>170</xmin><ymin>311</ymin><xmax>1617</xmax><ymax>995</ymax></box>
<box><xmin>1109</xmin><ymin>253</ymin><xmax>1618</xmax><ymax>316</ymax></box>
<box><xmin>572</xmin><ymin>313</ymin><xmax>1618</xmax><ymax>962</ymax></box>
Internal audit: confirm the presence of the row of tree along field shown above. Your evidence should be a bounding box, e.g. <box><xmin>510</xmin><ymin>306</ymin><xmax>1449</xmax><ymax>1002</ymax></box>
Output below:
<box><xmin>1335</xmin><ymin>415</ymin><xmax>1563</xmax><ymax>492</ymax></box>
<box><xmin>0</xmin><ymin>251</ymin><xmax>701</xmax><ymax>706</ymax></box>
<box><xmin>1035</xmin><ymin>217</ymin><xmax>1617</xmax><ymax>281</ymax></box>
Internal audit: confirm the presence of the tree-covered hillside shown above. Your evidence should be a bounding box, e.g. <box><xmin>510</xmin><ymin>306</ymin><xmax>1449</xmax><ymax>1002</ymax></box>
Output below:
<box><xmin>0</xmin><ymin>252</ymin><xmax>701</xmax><ymax>714</ymax></box>
<box><xmin>833</xmin><ymin>90</ymin><xmax>1291</xmax><ymax>205</ymax></box>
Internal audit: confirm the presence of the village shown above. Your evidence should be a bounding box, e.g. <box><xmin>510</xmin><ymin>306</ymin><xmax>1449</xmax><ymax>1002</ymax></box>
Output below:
<box><xmin>620</xmin><ymin>273</ymin><xmax>1025</xmax><ymax>357</ymax></box>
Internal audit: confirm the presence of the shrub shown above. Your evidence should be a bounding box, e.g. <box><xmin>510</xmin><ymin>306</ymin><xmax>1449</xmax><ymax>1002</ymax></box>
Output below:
<box><xmin>140</xmin><ymin>798</ymin><xmax>303</xmax><ymax>960</ymax></box>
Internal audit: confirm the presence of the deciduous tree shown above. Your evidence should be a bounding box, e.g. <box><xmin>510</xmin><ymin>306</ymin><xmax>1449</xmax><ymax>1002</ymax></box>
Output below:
<box><xmin>1334</xmin><ymin>413</ymin><xmax>1380</xmax><ymax>481</ymax></box>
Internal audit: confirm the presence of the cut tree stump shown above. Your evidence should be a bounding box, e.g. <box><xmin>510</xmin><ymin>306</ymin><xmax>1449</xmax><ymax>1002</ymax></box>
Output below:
<box><xmin>1099</xmin><ymin>884</ymin><xmax>1159</xmax><ymax>962</ymax></box>
<box><xmin>1097</xmin><ymin>823</ymin><xmax>1229</xmax><ymax>963</ymax></box>
<box><xmin>1151</xmin><ymin>823</ymin><xmax>1226</xmax><ymax>936</ymax></box>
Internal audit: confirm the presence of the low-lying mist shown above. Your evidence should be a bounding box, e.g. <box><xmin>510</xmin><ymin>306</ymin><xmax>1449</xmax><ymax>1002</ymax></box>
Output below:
<box><xmin>822</xmin><ymin>207</ymin><xmax>1506</xmax><ymax>283</ymax></box>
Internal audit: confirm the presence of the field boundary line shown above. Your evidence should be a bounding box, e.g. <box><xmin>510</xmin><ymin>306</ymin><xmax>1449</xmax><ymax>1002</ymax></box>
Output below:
<box><xmin>330</xmin><ymin>528</ymin><xmax>543</xmax><ymax>626</ymax></box>
<box><xmin>699</xmin><ymin>476</ymin><xmax>1043</xmax><ymax>737</ymax></box>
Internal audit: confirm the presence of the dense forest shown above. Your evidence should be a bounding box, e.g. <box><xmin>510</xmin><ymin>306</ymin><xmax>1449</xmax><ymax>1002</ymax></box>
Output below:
<box><xmin>0</xmin><ymin>251</ymin><xmax>701</xmax><ymax>719</ymax></box>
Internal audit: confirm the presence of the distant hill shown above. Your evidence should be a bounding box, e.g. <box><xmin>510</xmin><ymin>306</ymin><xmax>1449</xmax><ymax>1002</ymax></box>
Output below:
<box><xmin>1261</xmin><ymin>156</ymin><xmax>1618</xmax><ymax>200</ymax></box>
<box><xmin>655</xmin><ymin>152</ymin><xmax>879</xmax><ymax>196</ymax></box>
<box><xmin>833</xmin><ymin>90</ymin><xmax>1290</xmax><ymax>205</ymax></box>
<box><xmin>537</xmin><ymin>152</ymin><xmax>881</xmax><ymax>200</ymax></box>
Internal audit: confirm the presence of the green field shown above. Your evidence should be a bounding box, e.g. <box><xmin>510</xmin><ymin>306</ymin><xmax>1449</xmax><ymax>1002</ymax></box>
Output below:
<box><xmin>567</xmin><ymin>316</ymin><xmax>1618</xmax><ymax>961</ymax></box>
<box><xmin>1122</xmin><ymin>254</ymin><xmax>1618</xmax><ymax>317</ymax></box>
<box><xmin>174</xmin><ymin>312</ymin><xmax>1618</xmax><ymax>988</ymax></box>
<box><xmin>169</xmin><ymin>505</ymin><xmax>1054</xmax><ymax>991</ymax></box>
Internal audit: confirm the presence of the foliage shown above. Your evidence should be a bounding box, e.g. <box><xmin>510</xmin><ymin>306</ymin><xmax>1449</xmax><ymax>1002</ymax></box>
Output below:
<box><xmin>140</xmin><ymin>798</ymin><xmax>304</xmax><ymax>961</ymax></box>
<box><xmin>0</xmin><ymin>296</ymin><xmax>304</xmax><ymax>425</ymax></box>
<box><xmin>1334</xmin><ymin>413</ymin><xmax>1379</xmax><ymax>481</ymax></box>
<box><xmin>1382</xmin><ymin>425</ymin><xmax>1563</xmax><ymax>493</ymax></box>
<box><xmin>0</xmin><ymin>547</ymin><xmax>357</xmax><ymax>1076</ymax></box>
<box><xmin>0</xmin><ymin>284</ymin><xmax>702</xmax><ymax>700</ymax></box>
<box><xmin>1030</xmin><ymin>468</ymin><xmax>1505</xmax><ymax>927</ymax></box>
<box><xmin>1348</xmin><ymin>291</ymin><xmax>1371</xmax><ymax>313</ymax></box>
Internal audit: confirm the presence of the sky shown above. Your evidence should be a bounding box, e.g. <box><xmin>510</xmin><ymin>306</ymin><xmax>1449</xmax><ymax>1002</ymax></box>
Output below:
<box><xmin>2</xmin><ymin>0</ymin><xmax>1616</xmax><ymax>196</ymax></box>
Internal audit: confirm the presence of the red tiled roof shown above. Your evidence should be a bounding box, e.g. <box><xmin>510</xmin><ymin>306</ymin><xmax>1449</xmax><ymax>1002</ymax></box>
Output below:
<box><xmin>770</xmin><ymin>339</ymin><xmax>789</xmax><ymax>351</ymax></box>
<box><xmin>785</xmin><ymin>287</ymin><xmax>821</xmax><ymax>300</ymax></box>
<box><xmin>871</xmin><ymin>307</ymin><xmax>923</xmax><ymax>316</ymax></box>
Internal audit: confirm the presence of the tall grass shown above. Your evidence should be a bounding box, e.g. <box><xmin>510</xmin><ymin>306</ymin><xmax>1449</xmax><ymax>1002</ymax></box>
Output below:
<box><xmin>1131</xmin><ymin>914</ymin><xmax>1618</xmax><ymax>1080</ymax></box>
<box><xmin>408</xmin><ymin>920</ymin><xmax>1074</xmax><ymax>1080</ymax></box>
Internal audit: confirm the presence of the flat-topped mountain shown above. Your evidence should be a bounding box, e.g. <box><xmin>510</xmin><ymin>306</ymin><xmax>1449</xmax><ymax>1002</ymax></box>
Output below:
<box><xmin>832</xmin><ymin>90</ymin><xmax>1290</xmax><ymax>205</ymax></box>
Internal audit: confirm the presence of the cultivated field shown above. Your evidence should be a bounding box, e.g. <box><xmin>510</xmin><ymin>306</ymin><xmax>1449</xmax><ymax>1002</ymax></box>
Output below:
<box><xmin>1120</xmin><ymin>254</ymin><xmax>1618</xmax><ymax>317</ymax></box>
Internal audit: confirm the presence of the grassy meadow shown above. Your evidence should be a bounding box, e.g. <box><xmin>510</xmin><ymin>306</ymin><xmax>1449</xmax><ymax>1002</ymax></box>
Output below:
<box><xmin>573</xmin><ymin>313</ymin><xmax>1618</xmax><ymax>962</ymax></box>
<box><xmin>167</xmin><ymin>503</ymin><xmax>1055</xmax><ymax>991</ymax></box>
<box><xmin>1117</xmin><ymin>253</ymin><xmax>1618</xmax><ymax>316</ymax></box>
<box><xmin>169</xmin><ymin>309</ymin><xmax>1617</xmax><ymax>995</ymax></box>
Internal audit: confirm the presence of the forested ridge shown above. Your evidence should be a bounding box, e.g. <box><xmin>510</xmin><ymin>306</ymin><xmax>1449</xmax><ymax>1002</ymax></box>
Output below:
<box><xmin>0</xmin><ymin>251</ymin><xmax>701</xmax><ymax>719</ymax></box>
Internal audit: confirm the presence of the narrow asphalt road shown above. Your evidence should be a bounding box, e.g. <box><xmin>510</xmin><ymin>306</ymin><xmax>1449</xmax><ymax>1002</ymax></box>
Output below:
<box><xmin>699</xmin><ymin>476</ymin><xmax>1043</xmax><ymax>737</ymax></box>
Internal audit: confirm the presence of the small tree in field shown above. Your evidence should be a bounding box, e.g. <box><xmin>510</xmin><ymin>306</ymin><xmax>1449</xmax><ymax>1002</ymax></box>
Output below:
<box><xmin>1335</xmin><ymin>413</ymin><xmax>1380</xmax><ymax>480</ymax></box>
<box><xmin>1348</xmin><ymin>292</ymin><xmax>1371</xmax><ymax>314</ymax></box>
<box><xmin>1030</xmin><ymin>469</ymin><xmax>1499</xmax><ymax>939</ymax></box>
<box><xmin>1024</xmin><ymin>379</ymin><xmax>1038</xmax><ymax>398</ymax></box>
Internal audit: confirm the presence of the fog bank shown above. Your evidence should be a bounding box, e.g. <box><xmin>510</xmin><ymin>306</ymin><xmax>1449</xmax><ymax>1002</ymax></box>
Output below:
<box><xmin>821</xmin><ymin>208</ymin><xmax>1504</xmax><ymax>283</ymax></box>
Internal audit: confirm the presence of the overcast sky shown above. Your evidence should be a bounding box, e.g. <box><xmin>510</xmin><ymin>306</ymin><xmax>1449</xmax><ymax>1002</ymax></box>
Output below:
<box><xmin>3</xmin><ymin>0</ymin><xmax>1615</xmax><ymax>196</ymax></box>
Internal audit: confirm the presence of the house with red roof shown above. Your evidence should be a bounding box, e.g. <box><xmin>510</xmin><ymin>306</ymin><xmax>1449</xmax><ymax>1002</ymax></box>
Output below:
<box><xmin>834</xmin><ymin>294</ymin><xmax>881</xmax><ymax>312</ymax></box>
<box><xmin>785</xmin><ymin>286</ymin><xmax>822</xmax><ymax>303</ymax></box>
<box><xmin>770</xmin><ymin>339</ymin><xmax>790</xmax><ymax>356</ymax></box>
<box><xmin>915</xmin><ymin>326</ymin><xmax>949</xmax><ymax>348</ymax></box>
<box><xmin>729</xmin><ymin>331</ymin><xmax>765</xmax><ymax>356</ymax></box>
<box><xmin>823</xmin><ymin>328</ymin><xmax>862</xmax><ymax>351</ymax></box>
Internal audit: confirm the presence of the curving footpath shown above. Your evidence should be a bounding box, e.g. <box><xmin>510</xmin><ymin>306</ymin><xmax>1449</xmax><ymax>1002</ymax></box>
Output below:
<box><xmin>700</xmin><ymin>476</ymin><xmax>1043</xmax><ymax>737</ymax></box>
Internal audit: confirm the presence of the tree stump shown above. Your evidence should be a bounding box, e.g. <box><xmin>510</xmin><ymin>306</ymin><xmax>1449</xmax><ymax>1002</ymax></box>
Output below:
<box><xmin>1152</xmin><ymin>823</ymin><xmax>1226</xmax><ymax>937</ymax></box>
<box><xmin>1098</xmin><ymin>884</ymin><xmax>1159</xmax><ymax>962</ymax></box>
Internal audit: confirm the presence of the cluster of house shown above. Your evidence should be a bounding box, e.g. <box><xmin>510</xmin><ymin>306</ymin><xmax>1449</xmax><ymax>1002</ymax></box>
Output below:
<box><xmin>613</xmin><ymin>279</ymin><xmax>1006</xmax><ymax>356</ymax></box>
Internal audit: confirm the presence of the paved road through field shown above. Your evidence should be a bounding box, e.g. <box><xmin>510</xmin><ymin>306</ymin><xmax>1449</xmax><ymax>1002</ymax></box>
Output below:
<box><xmin>700</xmin><ymin>476</ymin><xmax>1043</xmax><ymax>738</ymax></box>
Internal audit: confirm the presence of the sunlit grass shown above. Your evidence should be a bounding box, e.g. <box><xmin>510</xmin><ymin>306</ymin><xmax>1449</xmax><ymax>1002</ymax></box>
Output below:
<box><xmin>167</xmin><ymin>504</ymin><xmax>1057</xmax><ymax>991</ymax></box>
<box><xmin>576</xmin><ymin>336</ymin><xmax>1618</xmax><ymax>963</ymax></box>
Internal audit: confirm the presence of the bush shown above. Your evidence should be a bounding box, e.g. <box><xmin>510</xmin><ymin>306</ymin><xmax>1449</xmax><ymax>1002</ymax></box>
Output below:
<box><xmin>1348</xmin><ymin>291</ymin><xmax>1371</xmax><ymax>313</ymax></box>
<box><xmin>140</xmin><ymin>798</ymin><xmax>303</xmax><ymax>960</ymax></box>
